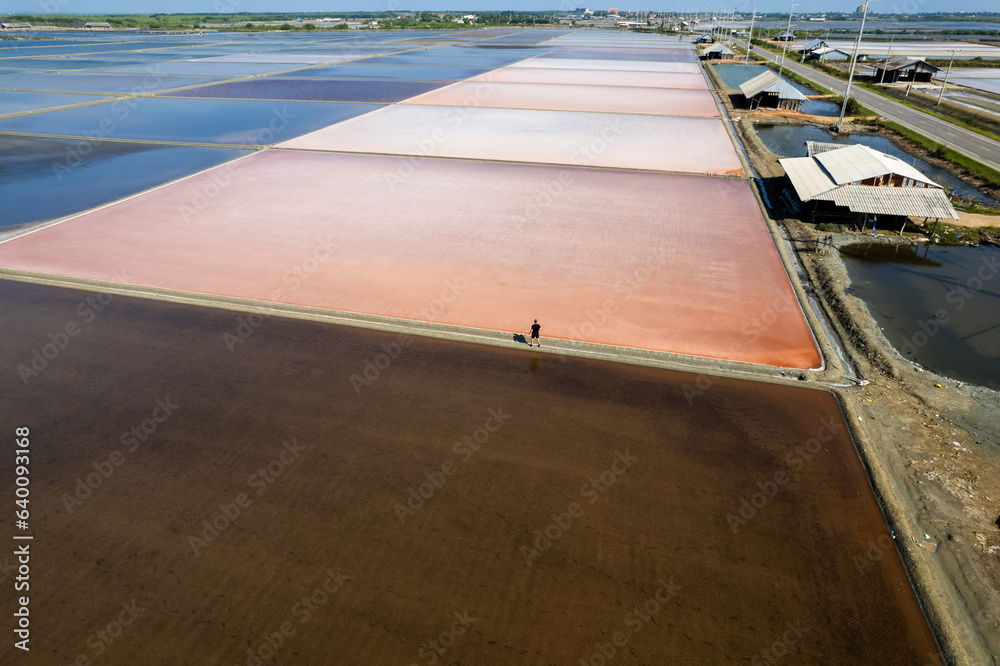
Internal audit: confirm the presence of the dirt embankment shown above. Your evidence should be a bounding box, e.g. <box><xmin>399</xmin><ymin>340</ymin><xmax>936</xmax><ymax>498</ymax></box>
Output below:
<box><xmin>782</xmin><ymin>202</ymin><xmax>1000</xmax><ymax>666</ymax></box>
<box><xmin>711</xmin><ymin>59</ymin><xmax>1000</xmax><ymax>661</ymax></box>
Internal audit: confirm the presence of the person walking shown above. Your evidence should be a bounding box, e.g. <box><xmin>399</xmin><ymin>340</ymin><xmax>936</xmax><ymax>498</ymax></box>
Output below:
<box><xmin>529</xmin><ymin>319</ymin><xmax>541</xmax><ymax>347</ymax></box>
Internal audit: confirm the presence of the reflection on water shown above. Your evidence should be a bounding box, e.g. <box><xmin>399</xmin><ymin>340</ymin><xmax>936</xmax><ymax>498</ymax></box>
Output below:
<box><xmin>840</xmin><ymin>242</ymin><xmax>1000</xmax><ymax>389</ymax></box>
<box><xmin>0</xmin><ymin>136</ymin><xmax>249</xmax><ymax>227</ymax></box>
<box><xmin>756</xmin><ymin>124</ymin><xmax>997</xmax><ymax>205</ymax></box>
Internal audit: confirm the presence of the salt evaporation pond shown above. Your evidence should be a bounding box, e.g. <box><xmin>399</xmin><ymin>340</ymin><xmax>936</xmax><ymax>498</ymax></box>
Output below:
<box><xmin>0</xmin><ymin>278</ymin><xmax>940</xmax><ymax>664</ymax></box>
<box><xmin>0</xmin><ymin>135</ymin><xmax>249</xmax><ymax>228</ymax></box>
<box><xmin>0</xmin><ymin>97</ymin><xmax>383</xmax><ymax>145</ymax></box>
<box><xmin>0</xmin><ymin>27</ymin><xmax>943</xmax><ymax>664</ymax></box>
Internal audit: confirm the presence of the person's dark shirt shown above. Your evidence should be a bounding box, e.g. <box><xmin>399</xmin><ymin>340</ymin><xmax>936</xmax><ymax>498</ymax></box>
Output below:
<box><xmin>530</xmin><ymin>323</ymin><xmax>540</xmax><ymax>337</ymax></box>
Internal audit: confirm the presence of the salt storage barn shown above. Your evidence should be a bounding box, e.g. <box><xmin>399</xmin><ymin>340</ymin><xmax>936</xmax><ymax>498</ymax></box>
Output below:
<box><xmin>870</xmin><ymin>56</ymin><xmax>941</xmax><ymax>84</ymax></box>
<box><xmin>739</xmin><ymin>70</ymin><xmax>806</xmax><ymax>111</ymax></box>
<box><xmin>779</xmin><ymin>142</ymin><xmax>958</xmax><ymax>230</ymax></box>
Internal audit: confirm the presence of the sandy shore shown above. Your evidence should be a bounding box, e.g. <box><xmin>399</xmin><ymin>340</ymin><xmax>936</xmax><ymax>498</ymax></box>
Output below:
<box><xmin>953</xmin><ymin>210</ymin><xmax>1000</xmax><ymax>229</ymax></box>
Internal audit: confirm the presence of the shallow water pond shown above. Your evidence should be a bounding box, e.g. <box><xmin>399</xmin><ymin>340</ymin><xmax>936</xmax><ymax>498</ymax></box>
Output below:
<box><xmin>841</xmin><ymin>242</ymin><xmax>1000</xmax><ymax>389</ymax></box>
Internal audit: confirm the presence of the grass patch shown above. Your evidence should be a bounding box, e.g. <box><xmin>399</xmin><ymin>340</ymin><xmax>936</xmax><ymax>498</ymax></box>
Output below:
<box><xmin>926</xmin><ymin>221</ymin><xmax>1000</xmax><ymax>245</ymax></box>
<box><xmin>961</xmin><ymin>203</ymin><xmax>1000</xmax><ymax>216</ymax></box>
<box><xmin>881</xmin><ymin>120</ymin><xmax>1000</xmax><ymax>190</ymax></box>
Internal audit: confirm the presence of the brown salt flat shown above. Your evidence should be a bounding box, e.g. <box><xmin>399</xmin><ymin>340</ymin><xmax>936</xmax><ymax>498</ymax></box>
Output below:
<box><xmin>0</xmin><ymin>279</ymin><xmax>939</xmax><ymax>665</ymax></box>
<box><xmin>404</xmin><ymin>81</ymin><xmax>719</xmax><ymax>117</ymax></box>
<box><xmin>280</xmin><ymin>105</ymin><xmax>744</xmax><ymax>175</ymax></box>
<box><xmin>0</xmin><ymin>151</ymin><xmax>817</xmax><ymax>368</ymax></box>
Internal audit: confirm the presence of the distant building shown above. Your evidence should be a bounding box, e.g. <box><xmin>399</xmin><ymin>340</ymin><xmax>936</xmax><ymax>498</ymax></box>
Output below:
<box><xmin>1</xmin><ymin>22</ymin><xmax>32</xmax><ymax>30</ymax></box>
<box><xmin>808</xmin><ymin>47</ymin><xmax>852</xmax><ymax>62</ymax></box>
<box><xmin>775</xmin><ymin>32</ymin><xmax>795</xmax><ymax>41</ymax></box>
<box><xmin>703</xmin><ymin>43</ymin><xmax>735</xmax><ymax>60</ymax></box>
<box><xmin>856</xmin><ymin>4</ymin><xmax>868</xmax><ymax>13</ymax></box>
<box><xmin>870</xmin><ymin>56</ymin><xmax>940</xmax><ymax>84</ymax></box>
<box><xmin>797</xmin><ymin>38</ymin><xmax>828</xmax><ymax>54</ymax></box>
<box><xmin>780</xmin><ymin>143</ymin><xmax>957</xmax><ymax>227</ymax></box>
<box><xmin>739</xmin><ymin>70</ymin><xmax>807</xmax><ymax>112</ymax></box>
<box><xmin>694</xmin><ymin>33</ymin><xmax>714</xmax><ymax>44</ymax></box>
<box><xmin>84</xmin><ymin>22</ymin><xmax>112</xmax><ymax>30</ymax></box>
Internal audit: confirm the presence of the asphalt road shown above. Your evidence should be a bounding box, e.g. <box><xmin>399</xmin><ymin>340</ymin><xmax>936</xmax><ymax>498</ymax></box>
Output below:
<box><xmin>732</xmin><ymin>39</ymin><xmax>1000</xmax><ymax>174</ymax></box>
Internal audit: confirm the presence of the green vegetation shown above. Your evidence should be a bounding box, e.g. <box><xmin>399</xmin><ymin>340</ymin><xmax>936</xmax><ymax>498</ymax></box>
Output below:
<box><xmin>924</xmin><ymin>221</ymin><xmax>1000</xmax><ymax>246</ymax></box>
<box><xmin>924</xmin><ymin>56</ymin><xmax>998</xmax><ymax>68</ymax></box>
<box><xmin>1</xmin><ymin>11</ymin><xmax>563</xmax><ymax>31</ymax></box>
<box><xmin>881</xmin><ymin>120</ymin><xmax>1000</xmax><ymax>191</ymax></box>
<box><xmin>962</xmin><ymin>203</ymin><xmax>1000</xmax><ymax>216</ymax></box>
<box><xmin>379</xmin><ymin>11</ymin><xmax>558</xmax><ymax>29</ymax></box>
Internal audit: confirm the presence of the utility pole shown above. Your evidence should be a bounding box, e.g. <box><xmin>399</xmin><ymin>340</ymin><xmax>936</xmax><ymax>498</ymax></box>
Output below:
<box><xmin>837</xmin><ymin>1</ymin><xmax>871</xmax><ymax>130</ymax></box>
<box><xmin>777</xmin><ymin>1</ymin><xmax>797</xmax><ymax>79</ymax></box>
<box><xmin>879</xmin><ymin>35</ymin><xmax>893</xmax><ymax>84</ymax></box>
<box><xmin>746</xmin><ymin>3</ymin><xmax>756</xmax><ymax>65</ymax></box>
<box><xmin>936</xmin><ymin>50</ymin><xmax>955</xmax><ymax>105</ymax></box>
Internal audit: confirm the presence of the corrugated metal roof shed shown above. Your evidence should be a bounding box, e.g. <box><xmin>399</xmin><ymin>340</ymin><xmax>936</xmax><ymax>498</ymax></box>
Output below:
<box><xmin>780</xmin><ymin>155</ymin><xmax>837</xmax><ymax>200</ymax></box>
<box><xmin>805</xmin><ymin>141</ymin><xmax>842</xmax><ymax>156</ymax></box>
<box><xmin>779</xmin><ymin>145</ymin><xmax>958</xmax><ymax>219</ymax></box>
<box><xmin>739</xmin><ymin>71</ymin><xmax>806</xmax><ymax>101</ymax></box>
<box><xmin>799</xmin><ymin>38</ymin><xmax>827</xmax><ymax>52</ymax></box>
<box><xmin>809</xmin><ymin>47</ymin><xmax>851</xmax><ymax>60</ymax></box>
<box><xmin>706</xmin><ymin>43</ymin><xmax>734</xmax><ymax>55</ymax></box>
<box><xmin>768</xmin><ymin>79</ymin><xmax>807</xmax><ymax>101</ymax></box>
<box><xmin>739</xmin><ymin>70</ymin><xmax>779</xmax><ymax>97</ymax></box>
<box><xmin>872</xmin><ymin>56</ymin><xmax>940</xmax><ymax>73</ymax></box>
<box><xmin>827</xmin><ymin>185</ymin><xmax>958</xmax><ymax>219</ymax></box>
<box><xmin>815</xmin><ymin>144</ymin><xmax>939</xmax><ymax>188</ymax></box>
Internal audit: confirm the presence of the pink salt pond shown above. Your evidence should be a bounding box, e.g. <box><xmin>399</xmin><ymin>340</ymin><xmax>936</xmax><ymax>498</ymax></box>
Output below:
<box><xmin>0</xmin><ymin>151</ymin><xmax>819</xmax><ymax>369</ymax></box>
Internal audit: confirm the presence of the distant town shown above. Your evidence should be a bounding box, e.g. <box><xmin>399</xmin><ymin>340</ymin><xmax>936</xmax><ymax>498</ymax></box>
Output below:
<box><xmin>2</xmin><ymin>9</ymin><xmax>999</xmax><ymax>33</ymax></box>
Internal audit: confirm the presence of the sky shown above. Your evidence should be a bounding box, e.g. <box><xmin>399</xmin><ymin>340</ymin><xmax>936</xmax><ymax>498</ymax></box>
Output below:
<box><xmin>4</xmin><ymin>0</ymin><xmax>999</xmax><ymax>16</ymax></box>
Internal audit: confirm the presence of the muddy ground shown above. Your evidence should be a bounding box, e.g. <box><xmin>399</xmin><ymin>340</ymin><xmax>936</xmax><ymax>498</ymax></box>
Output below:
<box><xmin>0</xmin><ymin>279</ymin><xmax>939</xmax><ymax>665</ymax></box>
<box><xmin>711</xmin><ymin>60</ymin><xmax>1000</xmax><ymax>664</ymax></box>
